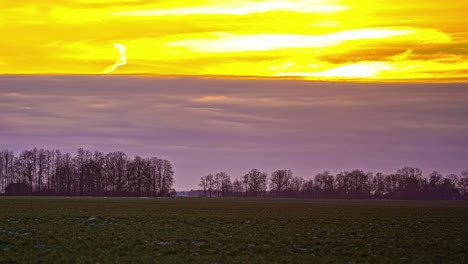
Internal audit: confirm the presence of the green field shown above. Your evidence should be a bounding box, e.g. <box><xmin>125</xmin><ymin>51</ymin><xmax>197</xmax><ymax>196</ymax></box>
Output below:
<box><xmin>0</xmin><ymin>197</ymin><xmax>467</xmax><ymax>263</ymax></box>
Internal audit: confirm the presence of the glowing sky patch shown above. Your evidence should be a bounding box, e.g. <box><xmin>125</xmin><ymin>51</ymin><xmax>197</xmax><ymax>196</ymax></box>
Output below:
<box><xmin>195</xmin><ymin>96</ymin><xmax>229</xmax><ymax>101</ymax></box>
<box><xmin>163</xmin><ymin>28</ymin><xmax>427</xmax><ymax>53</ymax></box>
<box><xmin>0</xmin><ymin>0</ymin><xmax>467</xmax><ymax>81</ymax></box>
<box><xmin>278</xmin><ymin>62</ymin><xmax>396</xmax><ymax>78</ymax></box>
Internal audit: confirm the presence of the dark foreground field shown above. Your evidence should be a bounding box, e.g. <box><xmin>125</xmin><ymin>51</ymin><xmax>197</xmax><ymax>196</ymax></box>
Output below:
<box><xmin>0</xmin><ymin>197</ymin><xmax>467</xmax><ymax>263</ymax></box>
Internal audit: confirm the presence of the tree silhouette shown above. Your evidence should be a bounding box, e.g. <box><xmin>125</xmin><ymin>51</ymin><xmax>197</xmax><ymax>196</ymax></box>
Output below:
<box><xmin>198</xmin><ymin>167</ymin><xmax>468</xmax><ymax>200</ymax></box>
<box><xmin>0</xmin><ymin>148</ymin><xmax>175</xmax><ymax>197</ymax></box>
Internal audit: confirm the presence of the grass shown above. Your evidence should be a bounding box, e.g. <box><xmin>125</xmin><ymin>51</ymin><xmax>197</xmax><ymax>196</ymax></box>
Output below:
<box><xmin>0</xmin><ymin>197</ymin><xmax>467</xmax><ymax>263</ymax></box>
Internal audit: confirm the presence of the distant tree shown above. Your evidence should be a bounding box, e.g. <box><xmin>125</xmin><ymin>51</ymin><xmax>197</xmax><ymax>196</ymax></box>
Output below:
<box><xmin>35</xmin><ymin>149</ymin><xmax>44</xmax><ymax>193</ymax></box>
<box><xmin>105</xmin><ymin>151</ymin><xmax>128</xmax><ymax>194</ymax></box>
<box><xmin>269</xmin><ymin>169</ymin><xmax>293</xmax><ymax>196</ymax></box>
<box><xmin>287</xmin><ymin>176</ymin><xmax>305</xmax><ymax>197</ymax></box>
<box><xmin>199</xmin><ymin>176</ymin><xmax>209</xmax><ymax>197</ymax></box>
<box><xmin>18</xmin><ymin>150</ymin><xmax>36</xmax><ymax>194</ymax></box>
<box><xmin>243</xmin><ymin>169</ymin><xmax>268</xmax><ymax>197</ymax></box>
<box><xmin>315</xmin><ymin>171</ymin><xmax>334</xmax><ymax>198</ymax></box>
<box><xmin>62</xmin><ymin>152</ymin><xmax>74</xmax><ymax>195</ymax></box>
<box><xmin>198</xmin><ymin>173</ymin><xmax>230</xmax><ymax>197</ymax></box>
<box><xmin>215</xmin><ymin>172</ymin><xmax>232</xmax><ymax>197</ymax></box>
<box><xmin>213</xmin><ymin>172</ymin><xmax>222</xmax><ymax>197</ymax></box>
<box><xmin>459</xmin><ymin>169</ymin><xmax>468</xmax><ymax>199</ymax></box>
<box><xmin>302</xmin><ymin>179</ymin><xmax>314</xmax><ymax>198</ymax></box>
<box><xmin>74</xmin><ymin>148</ymin><xmax>92</xmax><ymax>196</ymax></box>
<box><xmin>199</xmin><ymin>174</ymin><xmax>216</xmax><ymax>197</ymax></box>
<box><xmin>2</xmin><ymin>147</ymin><xmax>468</xmax><ymax>200</ymax></box>
<box><xmin>91</xmin><ymin>151</ymin><xmax>106</xmax><ymax>195</ymax></box>
<box><xmin>371</xmin><ymin>172</ymin><xmax>386</xmax><ymax>198</ymax></box>
<box><xmin>148</xmin><ymin>157</ymin><xmax>161</xmax><ymax>196</ymax></box>
<box><xmin>44</xmin><ymin>150</ymin><xmax>55</xmax><ymax>193</ymax></box>
<box><xmin>141</xmin><ymin>158</ymin><xmax>154</xmax><ymax>196</ymax></box>
<box><xmin>336</xmin><ymin>170</ymin><xmax>370</xmax><ymax>198</ymax></box>
<box><xmin>232</xmin><ymin>178</ymin><xmax>243</xmax><ymax>196</ymax></box>
<box><xmin>129</xmin><ymin>156</ymin><xmax>145</xmax><ymax>196</ymax></box>
<box><xmin>428</xmin><ymin>171</ymin><xmax>443</xmax><ymax>199</ymax></box>
<box><xmin>396</xmin><ymin>167</ymin><xmax>423</xmax><ymax>199</ymax></box>
<box><xmin>0</xmin><ymin>148</ymin><xmax>175</xmax><ymax>197</ymax></box>
<box><xmin>441</xmin><ymin>174</ymin><xmax>460</xmax><ymax>199</ymax></box>
<box><xmin>159</xmin><ymin>159</ymin><xmax>175</xmax><ymax>196</ymax></box>
<box><xmin>0</xmin><ymin>150</ymin><xmax>15</xmax><ymax>194</ymax></box>
<box><xmin>0</xmin><ymin>151</ymin><xmax>4</xmax><ymax>192</ymax></box>
<box><xmin>383</xmin><ymin>174</ymin><xmax>399</xmax><ymax>198</ymax></box>
<box><xmin>207</xmin><ymin>174</ymin><xmax>216</xmax><ymax>197</ymax></box>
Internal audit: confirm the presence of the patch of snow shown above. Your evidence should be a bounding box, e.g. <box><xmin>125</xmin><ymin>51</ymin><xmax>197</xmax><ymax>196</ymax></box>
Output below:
<box><xmin>2</xmin><ymin>230</ymin><xmax>18</xmax><ymax>234</ymax></box>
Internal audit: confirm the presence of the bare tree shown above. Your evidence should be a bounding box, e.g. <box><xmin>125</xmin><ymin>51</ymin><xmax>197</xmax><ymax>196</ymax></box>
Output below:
<box><xmin>288</xmin><ymin>176</ymin><xmax>305</xmax><ymax>196</ymax></box>
<box><xmin>2</xmin><ymin>147</ymin><xmax>468</xmax><ymax>200</ymax></box>
<box><xmin>371</xmin><ymin>172</ymin><xmax>386</xmax><ymax>198</ymax></box>
<box><xmin>396</xmin><ymin>167</ymin><xmax>423</xmax><ymax>199</ymax></box>
<box><xmin>302</xmin><ymin>179</ymin><xmax>314</xmax><ymax>197</ymax></box>
<box><xmin>199</xmin><ymin>174</ymin><xmax>216</xmax><ymax>197</ymax></box>
<box><xmin>74</xmin><ymin>148</ymin><xmax>92</xmax><ymax>196</ymax></box>
<box><xmin>91</xmin><ymin>151</ymin><xmax>106</xmax><ymax>195</ymax></box>
<box><xmin>243</xmin><ymin>169</ymin><xmax>268</xmax><ymax>197</ymax></box>
<box><xmin>441</xmin><ymin>174</ymin><xmax>460</xmax><ymax>199</ymax></box>
<box><xmin>105</xmin><ymin>151</ymin><xmax>128</xmax><ymax>194</ymax></box>
<box><xmin>459</xmin><ymin>169</ymin><xmax>468</xmax><ymax>199</ymax></box>
<box><xmin>159</xmin><ymin>159</ymin><xmax>175</xmax><ymax>197</ymax></box>
<box><xmin>315</xmin><ymin>171</ymin><xmax>335</xmax><ymax>198</ymax></box>
<box><xmin>199</xmin><ymin>176</ymin><xmax>208</xmax><ymax>196</ymax></box>
<box><xmin>216</xmin><ymin>172</ymin><xmax>232</xmax><ymax>197</ymax></box>
<box><xmin>1</xmin><ymin>148</ymin><xmax>175</xmax><ymax>197</ymax></box>
<box><xmin>63</xmin><ymin>152</ymin><xmax>74</xmax><ymax>194</ymax></box>
<box><xmin>18</xmin><ymin>150</ymin><xmax>36</xmax><ymax>194</ymax></box>
<box><xmin>206</xmin><ymin>174</ymin><xmax>215</xmax><ymax>197</ymax></box>
<box><xmin>269</xmin><ymin>169</ymin><xmax>293</xmax><ymax>196</ymax></box>
<box><xmin>133</xmin><ymin>156</ymin><xmax>145</xmax><ymax>196</ymax></box>
<box><xmin>232</xmin><ymin>178</ymin><xmax>243</xmax><ymax>196</ymax></box>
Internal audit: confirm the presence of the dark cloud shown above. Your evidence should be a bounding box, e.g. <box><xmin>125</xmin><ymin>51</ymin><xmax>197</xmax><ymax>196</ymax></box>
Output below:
<box><xmin>1</xmin><ymin>75</ymin><xmax>467</xmax><ymax>189</ymax></box>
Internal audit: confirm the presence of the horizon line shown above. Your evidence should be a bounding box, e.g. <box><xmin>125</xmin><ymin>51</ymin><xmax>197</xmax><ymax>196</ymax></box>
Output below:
<box><xmin>1</xmin><ymin>73</ymin><xmax>467</xmax><ymax>83</ymax></box>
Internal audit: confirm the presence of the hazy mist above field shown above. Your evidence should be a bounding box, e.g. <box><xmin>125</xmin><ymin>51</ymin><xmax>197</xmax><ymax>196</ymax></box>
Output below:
<box><xmin>1</xmin><ymin>75</ymin><xmax>467</xmax><ymax>189</ymax></box>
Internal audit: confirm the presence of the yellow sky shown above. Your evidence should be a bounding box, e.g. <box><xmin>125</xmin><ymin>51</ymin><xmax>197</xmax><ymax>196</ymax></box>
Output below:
<box><xmin>1</xmin><ymin>0</ymin><xmax>467</xmax><ymax>81</ymax></box>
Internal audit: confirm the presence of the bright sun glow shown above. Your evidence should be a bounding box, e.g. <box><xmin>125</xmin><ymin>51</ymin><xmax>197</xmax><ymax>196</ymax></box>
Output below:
<box><xmin>0</xmin><ymin>0</ymin><xmax>467</xmax><ymax>81</ymax></box>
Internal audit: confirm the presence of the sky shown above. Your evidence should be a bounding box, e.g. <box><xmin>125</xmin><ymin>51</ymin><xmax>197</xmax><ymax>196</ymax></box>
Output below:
<box><xmin>1</xmin><ymin>0</ymin><xmax>467</xmax><ymax>189</ymax></box>
<box><xmin>1</xmin><ymin>75</ymin><xmax>468</xmax><ymax>189</ymax></box>
<box><xmin>0</xmin><ymin>0</ymin><xmax>467</xmax><ymax>80</ymax></box>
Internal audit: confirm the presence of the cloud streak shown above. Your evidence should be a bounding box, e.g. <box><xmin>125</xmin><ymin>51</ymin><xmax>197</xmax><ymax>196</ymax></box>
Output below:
<box><xmin>103</xmin><ymin>43</ymin><xmax>127</xmax><ymax>74</ymax></box>
<box><xmin>108</xmin><ymin>0</ymin><xmax>351</xmax><ymax>16</ymax></box>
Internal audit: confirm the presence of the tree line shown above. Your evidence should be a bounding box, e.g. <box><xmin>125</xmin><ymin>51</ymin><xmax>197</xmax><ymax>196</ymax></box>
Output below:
<box><xmin>199</xmin><ymin>168</ymin><xmax>468</xmax><ymax>200</ymax></box>
<box><xmin>0</xmin><ymin>148</ymin><xmax>175</xmax><ymax>196</ymax></box>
